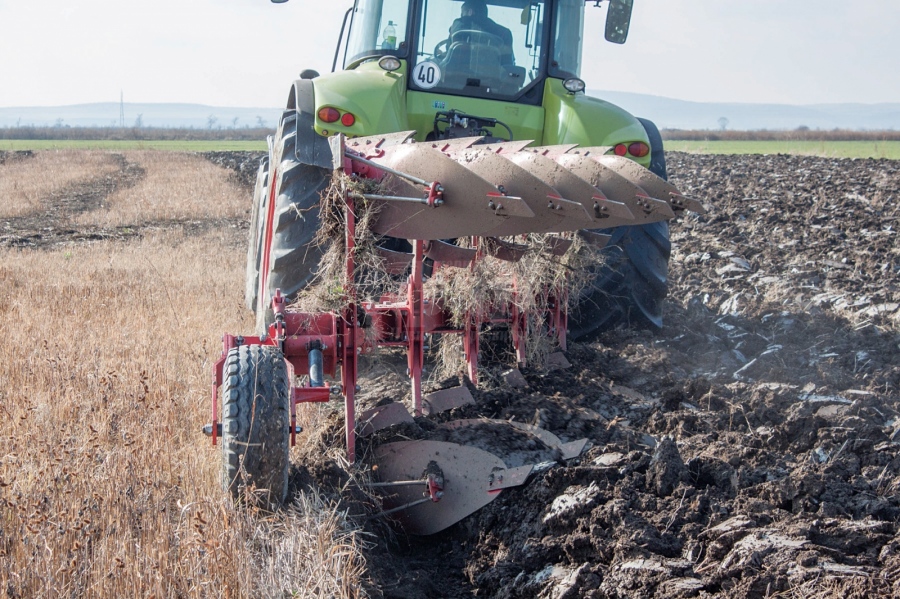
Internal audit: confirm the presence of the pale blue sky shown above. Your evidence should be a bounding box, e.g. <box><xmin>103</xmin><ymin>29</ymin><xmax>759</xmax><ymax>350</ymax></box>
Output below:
<box><xmin>0</xmin><ymin>0</ymin><xmax>896</xmax><ymax>108</ymax></box>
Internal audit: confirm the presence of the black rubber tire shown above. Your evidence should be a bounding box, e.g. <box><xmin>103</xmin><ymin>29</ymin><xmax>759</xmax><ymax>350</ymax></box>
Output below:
<box><xmin>255</xmin><ymin>112</ymin><xmax>330</xmax><ymax>333</ymax></box>
<box><xmin>245</xmin><ymin>156</ymin><xmax>270</xmax><ymax>312</ymax></box>
<box><xmin>221</xmin><ymin>344</ymin><xmax>291</xmax><ymax>507</ymax></box>
<box><xmin>568</xmin><ymin>118</ymin><xmax>671</xmax><ymax>339</ymax></box>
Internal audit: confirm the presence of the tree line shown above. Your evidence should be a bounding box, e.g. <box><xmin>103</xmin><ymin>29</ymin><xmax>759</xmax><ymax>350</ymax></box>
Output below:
<box><xmin>0</xmin><ymin>126</ymin><xmax>270</xmax><ymax>141</ymax></box>
<box><xmin>662</xmin><ymin>128</ymin><xmax>900</xmax><ymax>142</ymax></box>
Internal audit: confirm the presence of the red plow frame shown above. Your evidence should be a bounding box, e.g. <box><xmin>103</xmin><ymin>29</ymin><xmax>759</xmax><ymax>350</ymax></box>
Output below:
<box><xmin>210</xmin><ymin>136</ymin><xmax>568</xmax><ymax>464</ymax></box>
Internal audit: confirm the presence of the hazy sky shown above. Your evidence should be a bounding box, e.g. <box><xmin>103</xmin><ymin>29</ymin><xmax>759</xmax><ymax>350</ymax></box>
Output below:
<box><xmin>0</xmin><ymin>0</ymin><xmax>897</xmax><ymax>108</ymax></box>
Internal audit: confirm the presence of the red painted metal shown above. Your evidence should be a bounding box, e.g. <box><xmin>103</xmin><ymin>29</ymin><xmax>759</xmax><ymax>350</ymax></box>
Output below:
<box><xmin>210</xmin><ymin>159</ymin><xmax>573</xmax><ymax>463</ymax></box>
<box><xmin>408</xmin><ymin>240</ymin><xmax>425</xmax><ymax>416</ymax></box>
<box><xmin>342</xmin><ymin>183</ymin><xmax>359</xmax><ymax>463</ymax></box>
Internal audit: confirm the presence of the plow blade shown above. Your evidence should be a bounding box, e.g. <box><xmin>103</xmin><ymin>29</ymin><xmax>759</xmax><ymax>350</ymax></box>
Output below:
<box><xmin>425</xmin><ymin>240</ymin><xmax>477</xmax><ymax>268</ymax></box>
<box><xmin>504</xmin><ymin>151</ymin><xmax>638</xmax><ymax>229</ymax></box>
<box><xmin>373</xmin><ymin>440</ymin><xmax>508</xmax><ymax>536</ymax></box>
<box><xmin>441</xmin><ymin>147</ymin><xmax>595</xmax><ymax>237</ymax></box>
<box><xmin>344</xmin><ymin>135</ymin><xmax>695</xmax><ymax>242</ymax></box>
<box><xmin>366</xmin><ymin>144</ymin><xmax>533</xmax><ymax>239</ymax></box>
<box><xmin>555</xmin><ymin>153</ymin><xmax>676</xmax><ymax>223</ymax></box>
<box><xmin>370</xmin><ymin>417</ymin><xmax>589</xmax><ymax>534</ymax></box>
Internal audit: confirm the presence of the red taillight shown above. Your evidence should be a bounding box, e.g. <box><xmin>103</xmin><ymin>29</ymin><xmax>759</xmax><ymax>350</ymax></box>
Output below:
<box><xmin>340</xmin><ymin>112</ymin><xmax>356</xmax><ymax>127</ymax></box>
<box><xmin>317</xmin><ymin>107</ymin><xmax>340</xmax><ymax>123</ymax></box>
<box><xmin>614</xmin><ymin>144</ymin><xmax>628</xmax><ymax>156</ymax></box>
<box><xmin>628</xmin><ymin>142</ymin><xmax>650</xmax><ymax>158</ymax></box>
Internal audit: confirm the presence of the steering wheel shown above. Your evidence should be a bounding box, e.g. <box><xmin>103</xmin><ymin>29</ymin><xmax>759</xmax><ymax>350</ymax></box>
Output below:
<box><xmin>434</xmin><ymin>29</ymin><xmax>505</xmax><ymax>60</ymax></box>
<box><xmin>434</xmin><ymin>38</ymin><xmax>450</xmax><ymax>60</ymax></box>
<box><xmin>450</xmin><ymin>29</ymin><xmax>504</xmax><ymax>47</ymax></box>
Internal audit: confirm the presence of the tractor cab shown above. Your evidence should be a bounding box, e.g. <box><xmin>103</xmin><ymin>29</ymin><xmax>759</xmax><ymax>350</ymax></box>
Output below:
<box><xmin>343</xmin><ymin>0</ymin><xmax>633</xmax><ymax>104</ymax></box>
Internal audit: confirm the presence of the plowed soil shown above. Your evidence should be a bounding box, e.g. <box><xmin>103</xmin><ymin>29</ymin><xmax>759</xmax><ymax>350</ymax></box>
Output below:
<box><xmin>8</xmin><ymin>148</ymin><xmax>896</xmax><ymax>597</ymax></box>
<box><xmin>287</xmin><ymin>152</ymin><xmax>900</xmax><ymax>598</ymax></box>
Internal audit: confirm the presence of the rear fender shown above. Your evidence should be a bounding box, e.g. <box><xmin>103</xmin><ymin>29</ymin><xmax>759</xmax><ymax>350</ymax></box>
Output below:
<box><xmin>541</xmin><ymin>79</ymin><xmax>650</xmax><ymax>168</ymax></box>
<box><xmin>283</xmin><ymin>80</ymin><xmax>335</xmax><ymax>169</ymax></box>
<box><xmin>302</xmin><ymin>61</ymin><xmax>410</xmax><ymax>141</ymax></box>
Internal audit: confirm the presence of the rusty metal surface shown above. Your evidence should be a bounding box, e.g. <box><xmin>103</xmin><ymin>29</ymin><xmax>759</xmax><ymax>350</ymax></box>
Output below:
<box><xmin>425</xmin><ymin>240</ymin><xmax>477</xmax><ymax>268</ymax></box>
<box><xmin>569</xmin><ymin>146</ymin><xmax>613</xmax><ymax>157</ymax></box>
<box><xmin>594</xmin><ymin>155</ymin><xmax>690</xmax><ymax>213</ymax></box>
<box><xmin>505</xmin><ymin>421</ymin><xmax>563</xmax><ymax>448</ymax></box>
<box><xmin>346</xmin><ymin>131</ymin><xmax>416</xmax><ymax>153</ymax></box>
<box><xmin>523</xmin><ymin>144</ymin><xmax>579</xmax><ymax>159</ymax></box>
<box><xmin>486</xmin><ymin>464</ymin><xmax>534</xmax><ymax>491</ymax></box>
<box><xmin>423</xmin><ymin>386</ymin><xmax>476</xmax><ymax>415</ymax></box>
<box><xmin>555</xmin><ymin>153</ymin><xmax>674</xmax><ymax>224</ymax></box>
<box><xmin>374</xmin><ymin>247</ymin><xmax>413</xmax><ymax>275</ymax></box>
<box><xmin>358</xmin><ymin>402</ymin><xmax>415</xmax><ymax>437</ymax></box>
<box><xmin>426</xmin><ymin>137</ymin><xmax>481</xmax><ymax>154</ymax></box>
<box><xmin>441</xmin><ymin>148</ymin><xmax>593</xmax><ymax>237</ymax></box>
<box><xmin>505</xmin><ymin>152</ymin><xmax>637</xmax><ymax>229</ymax></box>
<box><xmin>367</xmin><ymin>144</ymin><xmax>533</xmax><ymax>239</ymax></box>
<box><xmin>484</xmin><ymin>237</ymin><xmax>529</xmax><ymax>262</ymax></box>
<box><xmin>577</xmin><ymin>229</ymin><xmax>613</xmax><ymax>249</ymax></box>
<box><xmin>374</xmin><ymin>440</ymin><xmax>507</xmax><ymax>535</ymax></box>
<box><xmin>477</xmin><ymin>140</ymin><xmax>534</xmax><ymax>154</ymax></box>
<box><xmin>558</xmin><ymin>438</ymin><xmax>589</xmax><ymax>460</ymax></box>
<box><xmin>544</xmin><ymin>236</ymin><xmax>572</xmax><ymax>256</ymax></box>
<box><xmin>669</xmin><ymin>193</ymin><xmax>708</xmax><ymax>214</ymax></box>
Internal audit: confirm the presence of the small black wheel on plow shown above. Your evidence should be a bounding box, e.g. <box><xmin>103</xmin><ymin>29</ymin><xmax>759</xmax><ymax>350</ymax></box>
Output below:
<box><xmin>221</xmin><ymin>344</ymin><xmax>291</xmax><ymax>507</ymax></box>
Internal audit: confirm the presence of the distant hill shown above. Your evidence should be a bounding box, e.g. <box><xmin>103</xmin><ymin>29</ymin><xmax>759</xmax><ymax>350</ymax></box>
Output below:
<box><xmin>0</xmin><ymin>103</ymin><xmax>283</xmax><ymax>129</ymax></box>
<box><xmin>590</xmin><ymin>91</ymin><xmax>900</xmax><ymax>131</ymax></box>
<box><xmin>1</xmin><ymin>95</ymin><xmax>898</xmax><ymax>131</ymax></box>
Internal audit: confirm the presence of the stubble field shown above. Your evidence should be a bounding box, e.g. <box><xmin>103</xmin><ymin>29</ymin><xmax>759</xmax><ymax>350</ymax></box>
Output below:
<box><xmin>1</xmin><ymin>147</ymin><xmax>899</xmax><ymax>598</ymax></box>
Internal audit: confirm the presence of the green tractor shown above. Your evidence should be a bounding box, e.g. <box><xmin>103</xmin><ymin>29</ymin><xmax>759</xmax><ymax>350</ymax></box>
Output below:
<box><xmin>248</xmin><ymin>0</ymin><xmax>678</xmax><ymax>340</ymax></box>
<box><xmin>213</xmin><ymin>0</ymin><xmax>707</xmax><ymax>515</ymax></box>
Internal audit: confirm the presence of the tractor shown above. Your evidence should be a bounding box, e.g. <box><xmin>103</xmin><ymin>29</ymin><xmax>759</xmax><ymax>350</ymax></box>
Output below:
<box><xmin>206</xmin><ymin>0</ymin><xmax>703</xmax><ymax>534</ymax></box>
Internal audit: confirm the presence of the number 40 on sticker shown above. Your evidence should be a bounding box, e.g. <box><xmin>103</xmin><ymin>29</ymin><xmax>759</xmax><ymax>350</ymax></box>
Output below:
<box><xmin>412</xmin><ymin>61</ymin><xmax>441</xmax><ymax>89</ymax></box>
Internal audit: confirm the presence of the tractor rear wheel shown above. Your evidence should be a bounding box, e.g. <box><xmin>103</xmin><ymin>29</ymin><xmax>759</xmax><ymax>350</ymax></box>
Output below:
<box><xmin>221</xmin><ymin>344</ymin><xmax>291</xmax><ymax>507</ymax></box>
<box><xmin>253</xmin><ymin>112</ymin><xmax>330</xmax><ymax>334</ymax></box>
<box><xmin>569</xmin><ymin>118</ymin><xmax>671</xmax><ymax>339</ymax></box>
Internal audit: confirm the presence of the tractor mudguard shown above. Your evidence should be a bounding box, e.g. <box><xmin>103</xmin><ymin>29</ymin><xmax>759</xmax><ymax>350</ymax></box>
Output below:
<box><xmin>541</xmin><ymin>79</ymin><xmax>649</xmax><ymax>167</ymax></box>
<box><xmin>303</xmin><ymin>62</ymin><xmax>410</xmax><ymax>140</ymax></box>
<box><xmin>286</xmin><ymin>80</ymin><xmax>335</xmax><ymax>170</ymax></box>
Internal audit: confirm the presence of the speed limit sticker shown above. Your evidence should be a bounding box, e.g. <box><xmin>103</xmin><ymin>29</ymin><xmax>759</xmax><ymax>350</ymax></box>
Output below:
<box><xmin>412</xmin><ymin>61</ymin><xmax>441</xmax><ymax>89</ymax></box>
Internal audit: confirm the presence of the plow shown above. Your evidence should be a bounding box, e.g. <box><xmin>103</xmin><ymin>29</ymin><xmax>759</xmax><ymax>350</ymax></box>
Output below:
<box><xmin>205</xmin><ymin>0</ymin><xmax>704</xmax><ymax>534</ymax></box>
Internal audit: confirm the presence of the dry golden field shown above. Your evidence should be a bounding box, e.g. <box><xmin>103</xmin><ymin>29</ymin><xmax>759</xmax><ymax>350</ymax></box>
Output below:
<box><xmin>0</xmin><ymin>150</ymin><xmax>366</xmax><ymax>598</ymax></box>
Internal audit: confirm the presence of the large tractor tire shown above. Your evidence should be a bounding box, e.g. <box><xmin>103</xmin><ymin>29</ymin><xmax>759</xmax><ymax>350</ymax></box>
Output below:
<box><xmin>253</xmin><ymin>111</ymin><xmax>330</xmax><ymax>333</ymax></box>
<box><xmin>221</xmin><ymin>344</ymin><xmax>291</xmax><ymax>507</ymax></box>
<box><xmin>568</xmin><ymin>118</ymin><xmax>672</xmax><ymax>339</ymax></box>
<box><xmin>245</xmin><ymin>155</ymin><xmax>269</xmax><ymax>312</ymax></box>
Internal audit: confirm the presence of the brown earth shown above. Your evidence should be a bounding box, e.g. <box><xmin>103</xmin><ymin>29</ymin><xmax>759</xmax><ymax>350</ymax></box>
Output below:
<box><xmin>5</xmin><ymin>148</ymin><xmax>897</xmax><ymax>597</ymax></box>
<box><xmin>282</xmin><ymin>152</ymin><xmax>900</xmax><ymax>598</ymax></box>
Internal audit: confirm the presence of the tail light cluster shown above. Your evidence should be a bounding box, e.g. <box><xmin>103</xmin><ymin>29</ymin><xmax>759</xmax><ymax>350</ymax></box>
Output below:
<box><xmin>612</xmin><ymin>142</ymin><xmax>650</xmax><ymax>158</ymax></box>
<box><xmin>318</xmin><ymin>107</ymin><xmax>356</xmax><ymax>127</ymax></box>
